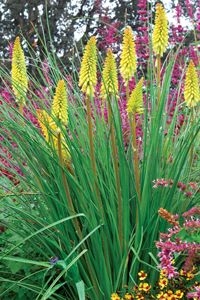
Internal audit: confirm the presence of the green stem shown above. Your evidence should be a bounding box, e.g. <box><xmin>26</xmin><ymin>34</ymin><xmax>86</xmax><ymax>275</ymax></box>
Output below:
<box><xmin>18</xmin><ymin>103</ymin><xmax>24</xmax><ymax>115</ymax></box>
<box><xmin>189</xmin><ymin>108</ymin><xmax>195</xmax><ymax>167</ymax></box>
<box><xmin>108</xmin><ymin>99</ymin><xmax>123</xmax><ymax>251</ymax></box>
<box><xmin>57</xmin><ymin>132</ymin><xmax>82</xmax><ymax>238</ymax></box>
<box><xmin>85</xmin><ymin>95</ymin><xmax>103</xmax><ymax>216</ymax></box>
<box><xmin>129</xmin><ymin>113</ymin><xmax>141</xmax><ymax>201</ymax></box>
<box><xmin>156</xmin><ymin>54</ymin><xmax>161</xmax><ymax>106</ymax></box>
<box><xmin>85</xmin><ymin>95</ymin><xmax>97</xmax><ymax>177</ymax></box>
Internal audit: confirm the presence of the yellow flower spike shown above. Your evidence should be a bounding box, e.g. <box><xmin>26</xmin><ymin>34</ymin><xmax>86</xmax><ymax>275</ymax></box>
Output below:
<box><xmin>79</xmin><ymin>36</ymin><xmax>97</xmax><ymax>97</ymax></box>
<box><xmin>52</xmin><ymin>79</ymin><xmax>68</xmax><ymax>126</ymax></box>
<box><xmin>11</xmin><ymin>36</ymin><xmax>28</xmax><ymax>105</ymax></box>
<box><xmin>127</xmin><ymin>77</ymin><xmax>144</xmax><ymax>114</ymax></box>
<box><xmin>37</xmin><ymin>109</ymin><xmax>70</xmax><ymax>162</ymax></box>
<box><xmin>37</xmin><ymin>110</ymin><xmax>57</xmax><ymax>142</ymax></box>
<box><xmin>100</xmin><ymin>48</ymin><xmax>118</xmax><ymax>100</ymax></box>
<box><xmin>120</xmin><ymin>26</ymin><xmax>137</xmax><ymax>85</ymax></box>
<box><xmin>152</xmin><ymin>3</ymin><xmax>168</xmax><ymax>57</ymax></box>
<box><xmin>184</xmin><ymin>60</ymin><xmax>200</xmax><ymax>108</ymax></box>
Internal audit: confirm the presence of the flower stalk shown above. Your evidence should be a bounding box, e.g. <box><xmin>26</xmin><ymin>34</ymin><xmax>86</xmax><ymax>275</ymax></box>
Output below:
<box><xmin>37</xmin><ymin>81</ymin><xmax>81</xmax><ymax>237</ymax></box>
<box><xmin>79</xmin><ymin>36</ymin><xmax>102</xmax><ymax>213</ymax></box>
<box><xmin>108</xmin><ymin>100</ymin><xmax>123</xmax><ymax>250</ymax></box>
<box><xmin>101</xmin><ymin>48</ymin><xmax>123</xmax><ymax>249</ymax></box>
<box><xmin>127</xmin><ymin>78</ymin><xmax>144</xmax><ymax>200</ymax></box>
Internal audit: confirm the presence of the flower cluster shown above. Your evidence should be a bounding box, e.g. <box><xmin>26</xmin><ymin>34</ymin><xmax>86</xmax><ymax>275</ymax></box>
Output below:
<box><xmin>110</xmin><ymin>208</ymin><xmax>199</xmax><ymax>298</ymax></box>
<box><xmin>37</xmin><ymin>80</ymin><xmax>70</xmax><ymax>164</ymax></box>
<box><xmin>111</xmin><ymin>263</ymin><xmax>199</xmax><ymax>299</ymax></box>
<box><xmin>156</xmin><ymin>207</ymin><xmax>200</xmax><ymax>297</ymax></box>
<box><xmin>153</xmin><ymin>179</ymin><xmax>199</xmax><ymax>197</ymax></box>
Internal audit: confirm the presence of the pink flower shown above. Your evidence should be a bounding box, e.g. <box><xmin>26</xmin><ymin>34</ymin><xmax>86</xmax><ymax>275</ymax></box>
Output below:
<box><xmin>183</xmin><ymin>207</ymin><xmax>200</xmax><ymax>217</ymax></box>
<box><xmin>187</xmin><ymin>286</ymin><xmax>200</xmax><ymax>299</ymax></box>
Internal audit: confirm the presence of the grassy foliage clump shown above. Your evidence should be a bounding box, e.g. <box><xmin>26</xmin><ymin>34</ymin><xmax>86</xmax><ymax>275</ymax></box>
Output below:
<box><xmin>0</xmin><ymin>4</ymin><xmax>199</xmax><ymax>299</ymax></box>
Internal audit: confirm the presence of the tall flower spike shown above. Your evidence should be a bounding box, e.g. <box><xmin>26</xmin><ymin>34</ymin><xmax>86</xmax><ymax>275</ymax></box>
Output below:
<box><xmin>100</xmin><ymin>48</ymin><xmax>118</xmax><ymax>100</ymax></box>
<box><xmin>152</xmin><ymin>3</ymin><xmax>168</xmax><ymax>57</ymax></box>
<box><xmin>120</xmin><ymin>26</ymin><xmax>137</xmax><ymax>86</ymax></box>
<box><xmin>37</xmin><ymin>109</ymin><xmax>70</xmax><ymax>162</ymax></box>
<box><xmin>11</xmin><ymin>37</ymin><xmax>28</xmax><ymax>105</ymax></box>
<box><xmin>184</xmin><ymin>60</ymin><xmax>200</xmax><ymax>108</ymax></box>
<box><xmin>51</xmin><ymin>79</ymin><xmax>68</xmax><ymax>126</ymax></box>
<box><xmin>127</xmin><ymin>77</ymin><xmax>144</xmax><ymax>114</ymax></box>
<box><xmin>37</xmin><ymin>110</ymin><xmax>57</xmax><ymax>142</ymax></box>
<box><xmin>79</xmin><ymin>36</ymin><xmax>97</xmax><ymax>97</ymax></box>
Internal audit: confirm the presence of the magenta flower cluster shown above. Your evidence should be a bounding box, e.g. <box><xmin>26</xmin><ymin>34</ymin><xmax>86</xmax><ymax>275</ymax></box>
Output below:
<box><xmin>156</xmin><ymin>207</ymin><xmax>200</xmax><ymax>283</ymax></box>
<box><xmin>153</xmin><ymin>178</ymin><xmax>199</xmax><ymax>197</ymax></box>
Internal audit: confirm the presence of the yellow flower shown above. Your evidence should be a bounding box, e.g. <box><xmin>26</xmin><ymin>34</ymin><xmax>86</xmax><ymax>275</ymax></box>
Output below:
<box><xmin>160</xmin><ymin>269</ymin><xmax>168</xmax><ymax>278</ymax></box>
<box><xmin>138</xmin><ymin>270</ymin><xmax>147</xmax><ymax>281</ymax></box>
<box><xmin>184</xmin><ymin>60</ymin><xmax>200</xmax><ymax>107</ymax></box>
<box><xmin>157</xmin><ymin>290</ymin><xmax>177</xmax><ymax>300</ymax></box>
<box><xmin>136</xmin><ymin>294</ymin><xmax>144</xmax><ymax>300</ymax></box>
<box><xmin>158</xmin><ymin>277</ymin><xmax>168</xmax><ymax>289</ymax></box>
<box><xmin>138</xmin><ymin>282</ymin><xmax>151</xmax><ymax>292</ymax></box>
<box><xmin>127</xmin><ymin>78</ymin><xmax>144</xmax><ymax>114</ymax></box>
<box><xmin>111</xmin><ymin>293</ymin><xmax>120</xmax><ymax>300</ymax></box>
<box><xmin>100</xmin><ymin>48</ymin><xmax>118</xmax><ymax>100</ymax></box>
<box><xmin>79</xmin><ymin>36</ymin><xmax>97</xmax><ymax>97</ymax></box>
<box><xmin>152</xmin><ymin>3</ymin><xmax>168</xmax><ymax>57</ymax></box>
<box><xmin>37</xmin><ymin>110</ymin><xmax>70</xmax><ymax>162</ymax></box>
<box><xmin>11</xmin><ymin>36</ymin><xmax>28</xmax><ymax>105</ymax></box>
<box><xmin>124</xmin><ymin>293</ymin><xmax>133</xmax><ymax>300</ymax></box>
<box><xmin>37</xmin><ymin>110</ymin><xmax>57</xmax><ymax>142</ymax></box>
<box><xmin>120</xmin><ymin>26</ymin><xmax>137</xmax><ymax>85</ymax></box>
<box><xmin>175</xmin><ymin>290</ymin><xmax>184</xmax><ymax>299</ymax></box>
<box><xmin>52</xmin><ymin>79</ymin><xmax>68</xmax><ymax>126</ymax></box>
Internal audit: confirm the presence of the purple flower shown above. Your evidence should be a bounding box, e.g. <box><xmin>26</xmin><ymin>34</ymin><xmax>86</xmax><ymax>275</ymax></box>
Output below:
<box><xmin>50</xmin><ymin>257</ymin><xmax>59</xmax><ymax>265</ymax></box>
<box><xmin>187</xmin><ymin>286</ymin><xmax>200</xmax><ymax>299</ymax></box>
